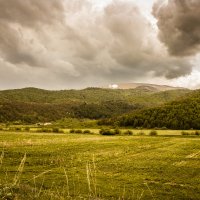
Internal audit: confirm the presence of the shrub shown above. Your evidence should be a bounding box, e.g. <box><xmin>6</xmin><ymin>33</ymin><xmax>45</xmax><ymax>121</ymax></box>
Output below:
<box><xmin>181</xmin><ymin>131</ymin><xmax>189</xmax><ymax>136</ymax></box>
<box><xmin>52</xmin><ymin>128</ymin><xmax>60</xmax><ymax>133</ymax></box>
<box><xmin>195</xmin><ymin>131</ymin><xmax>200</xmax><ymax>136</ymax></box>
<box><xmin>69</xmin><ymin>129</ymin><xmax>75</xmax><ymax>133</ymax></box>
<box><xmin>24</xmin><ymin>127</ymin><xmax>30</xmax><ymax>131</ymax></box>
<box><xmin>59</xmin><ymin>130</ymin><xmax>65</xmax><ymax>133</ymax></box>
<box><xmin>75</xmin><ymin>130</ymin><xmax>82</xmax><ymax>134</ymax></box>
<box><xmin>113</xmin><ymin>129</ymin><xmax>121</xmax><ymax>135</ymax></box>
<box><xmin>83</xmin><ymin>130</ymin><xmax>91</xmax><ymax>134</ymax></box>
<box><xmin>15</xmin><ymin>127</ymin><xmax>22</xmax><ymax>131</ymax></box>
<box><xmin>0</xmin><ymin>127</ymin><xmax>3</xmax><ymax>131</ymax></box>
<box><xmin>99</xmin><ymin>129</ymin><xmax>116</xmax><ymax>136</ymax></box>
<box><xmin>137</xmin><ymin>131</ymin><xmax>145</xmax><ymax>136</ymax></box>
<box><xmin>149</xmin><ymin>130</ymin><xmax>158</xmax><ymax>136</ymax></box>
<box><xmin>123</xmin><ymin>130</ymin><xmax>133</xmax><ymax>136</ymax></box>
<box><xmin>41</xmin><ymin>128</ymin><xmax>51</xmax><ymax>133</ymax></box>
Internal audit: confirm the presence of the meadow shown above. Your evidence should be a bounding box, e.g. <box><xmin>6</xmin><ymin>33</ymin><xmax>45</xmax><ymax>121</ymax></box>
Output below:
<box><xmin>0</xmin><ymin>131</ymin><xmax>200</xmax><ymax>199</ymax></box>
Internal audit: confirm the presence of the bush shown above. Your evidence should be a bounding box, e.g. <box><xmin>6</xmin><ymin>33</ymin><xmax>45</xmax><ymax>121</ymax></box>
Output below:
<box><xmin>24</xmin><ymin>127</ymin><xmax>30</xmax><ymax>131</ymax></box>
<box><xmin>69</xmin><ymin>129</ymin><xmax>75</xmax><ymax>133</ymax></box>
<box><xmin>41</xmin><ymin>128</ymin><xmax>51</xmax><ymax>133</ymax></box>
<box><xmin>83</xmin><ymin>130</ymin><xmax>91</xmax><ymax>134</ymax></box>
<box><xmin>123</xmin><ymin>130</ymin><xmax>133</xmax><ymax>135</ymax></box>
<box><xmin>137</xmin><ymin>131</ymin><xmax>145</xmax><ymax>136</ymax></box>
<box><xmin>74</xmin><ymin>130</ymin><xmax>82</xmax><ymax>134</ymax></box>
<box><xmin>15</xmin><ymin>127</ymin><xmax>22</xmax><ymax>131</ymax></box>
<box><xmin>149</xmin><ymin>130</ymin><xmax>158</xmax><ymax>136</ymax></box>
<box><xmin>52</xmin><ymin>128</ymin><xmax>60</xmax><ymax>133</ymax></box>
<box><xmin>113</xmin><ymin>129</ymin><xmax>121</xmax><ymax>135</ymax></box>
<box><xmin>195</xmin><ymin>131</ymin><xmax>200</xmax><ymax>136</ymax></box>
<box><xmin>99</xmin><ymin>129</ymin><xmax>116</xmax><ymax>136</ymax></box>
<box><xmin>181</xmin><ymin>131</ymin><xmax>190</xmax><ymax>136</ymax></box>
<box><xmin>59</xmin><ymin>130</ymin><xmax>65</xmax><ymax>133</ymax></box>
<box><xmin>0</xmin><ymin>127</ymin><xmax>3</xmax><ymax>131</ymax></box>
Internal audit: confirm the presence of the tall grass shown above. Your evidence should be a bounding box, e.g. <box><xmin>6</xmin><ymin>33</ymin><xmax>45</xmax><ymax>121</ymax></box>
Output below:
<box><xmin>0</xmin><ymin>152</ymin><xmax>146</xmax><ymax>200</ymax></box>
<box><xmin>86</xmin><ymin>155</ymin><xmax>97</xmax><ymax>198</ymax></box>
<box><xmin>0</xmin><ymin>149</ymin><xmax>4</xmax><ymax>166</ymax></box>
<box><xmin>13</xmin><ymin>154</ymin><xmax>26</xmax><ymax>187</ymax></box>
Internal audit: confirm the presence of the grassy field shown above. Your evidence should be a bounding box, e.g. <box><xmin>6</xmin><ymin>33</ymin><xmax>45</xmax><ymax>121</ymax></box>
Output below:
<box><xmin>0</xmin><ymin>132</ymin><xmax>200</xmax><ymax>199</ymax></box>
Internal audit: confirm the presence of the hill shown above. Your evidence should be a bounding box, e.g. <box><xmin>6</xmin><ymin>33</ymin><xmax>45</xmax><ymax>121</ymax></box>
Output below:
<box><xmin>103</xmin><ymin>89</ymin><xmax>200</xmax><ymax>130</ymax></box>
<box><xmin>0</xmin><ymin>87</ymin><xmax>190</xmax><ymax>123</ymax></box>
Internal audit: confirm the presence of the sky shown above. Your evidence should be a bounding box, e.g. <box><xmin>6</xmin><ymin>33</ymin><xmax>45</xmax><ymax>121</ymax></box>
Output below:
<box><xmin>0</xmin><ymin>0</ymin><xmax>199</xmax><ymax>90</ymax></box>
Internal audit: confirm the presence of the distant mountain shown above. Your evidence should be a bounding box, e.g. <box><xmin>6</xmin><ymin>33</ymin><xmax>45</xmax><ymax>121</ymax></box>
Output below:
<box><xmin>105</xmin><ymin>83</ymin><xmax>186</xmax><ymax>91</ymax></box>
<box><xmin>0</xmin><ymin>86</ymin><xmax>190</xmax><ymax>123</ymax></box>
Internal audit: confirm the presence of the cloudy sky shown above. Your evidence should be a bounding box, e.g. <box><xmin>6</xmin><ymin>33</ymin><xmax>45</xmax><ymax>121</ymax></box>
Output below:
<box><xmin>0</xmin><ymin>0</ymin><xmax>199</xmax><ymax>90</ymax></box>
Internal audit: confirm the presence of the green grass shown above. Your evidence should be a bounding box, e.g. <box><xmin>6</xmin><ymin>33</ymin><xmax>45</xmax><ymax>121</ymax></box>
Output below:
<box><xmin>0</xmin><ymin>132</ymin><xmax>200</xmax><ymax>199</ymax></box>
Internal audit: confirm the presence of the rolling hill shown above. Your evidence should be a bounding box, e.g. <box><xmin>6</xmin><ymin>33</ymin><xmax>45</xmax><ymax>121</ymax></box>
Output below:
<box><xmin>0</xmin><ymin>86</ymin><xmax>190</xmax><ymax>124</ymax></box>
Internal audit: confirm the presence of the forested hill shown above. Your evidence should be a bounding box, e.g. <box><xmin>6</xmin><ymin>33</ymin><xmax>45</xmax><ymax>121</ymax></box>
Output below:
<box><xmin>0</xmin><ymin>87</ymin><xmax>188</xmax><ymax>103</ymax></box>
<box><xmin>0</xmin><ymin>87</ymin><xmax>190</xmax><ymax>123</ymax></box>
<box><xmin>104</xmin><ymin>89</ymin><xmax>200</xmax><ymax>130</ymax></box>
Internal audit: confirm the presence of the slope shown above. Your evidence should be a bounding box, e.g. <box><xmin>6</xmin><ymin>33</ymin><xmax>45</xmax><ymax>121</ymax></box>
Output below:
<box><xmin>0</xmin><ymin>87</ymin><xmax>190</xmax><ymax>123</ymax></box>
<box><xmin>113</xmin><ymin>89</ymin><xmax>200</xmax><ymax>130</ymax></box>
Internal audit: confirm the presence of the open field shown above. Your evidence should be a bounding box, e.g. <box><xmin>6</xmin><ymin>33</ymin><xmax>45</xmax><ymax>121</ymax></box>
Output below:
<box><xmin>0</xmin><ymin>132</ymin><xmax>200</xmax><ymax>199</ymax></box>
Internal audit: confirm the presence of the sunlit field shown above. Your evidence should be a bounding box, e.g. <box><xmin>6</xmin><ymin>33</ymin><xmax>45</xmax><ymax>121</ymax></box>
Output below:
<box><xmin>0</xmin><ymin>131</ymin><xmax>200</xmax><ymax>199</ymax></box>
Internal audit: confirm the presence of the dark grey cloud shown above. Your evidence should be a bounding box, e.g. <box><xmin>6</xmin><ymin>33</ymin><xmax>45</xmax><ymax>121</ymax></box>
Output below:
<box><xmin>153</xmin><ymin>0</ymin><xmax>200</xmax><ymax>56</ymax></box>
<box><xmin>0</xmin><ymin>0</ymin><xmax>65</xmax><ymax>67</ymax></box>
<box><xmin>0</xmin><ymin>0</ymin><xmax>197</xmax><ymax>89</ymax></box>
<box><xmin>0</xmin><ymin>22</ymin><xmax>38</xmax><ymax>66</ymax></box>
<box><xmin>101</xmin><ymin>1</ymin><xmax>192</xmax><ymax>78</ymax></box>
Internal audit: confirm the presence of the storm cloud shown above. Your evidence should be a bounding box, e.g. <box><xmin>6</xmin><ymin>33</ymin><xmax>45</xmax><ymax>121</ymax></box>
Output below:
<box><xmin>0</xmin><ymin>0</ymin><xmax>64</xmax><ymax>26</ymax></box>
<box><xmin>153</xmin><ymin>0</ymin><xmax>200</xmax><ymax>57</ymax></box>
<box><xmin>0</xmin><ymin>0</ymin><xmax>197</xmax><ymax>89</ymax></box>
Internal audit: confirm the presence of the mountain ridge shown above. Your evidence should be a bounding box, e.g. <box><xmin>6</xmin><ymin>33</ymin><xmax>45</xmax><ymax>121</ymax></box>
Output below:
<box><xmin>105</xmin><ymin>83</ymin><xmax>186</xmax><ymax>91</ymax></box>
